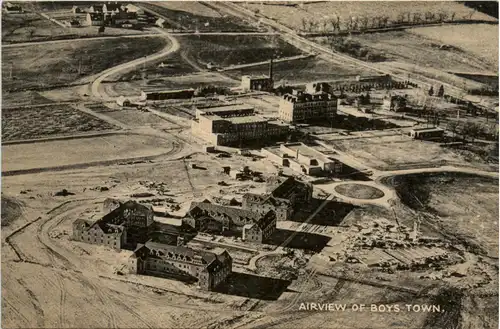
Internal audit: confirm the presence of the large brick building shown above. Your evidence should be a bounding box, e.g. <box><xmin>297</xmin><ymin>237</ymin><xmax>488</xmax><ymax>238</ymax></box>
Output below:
<box><xmin>243</xmin><ymin>176</ymin><xmax>313</xmax><ymax>221</ymax></box>
<box><xmin>279</xmin><ymin>90</ymin><xmax>338</xmax><ymax>123</ymax></box>
<box><xmin>191</xmin><ymin>104</ymin><xmax>289</xmax><ymax>146</ymax></box>
<box><xmin>183</xmin><ymin>202</ymin><xmax>276</xmax><ymax>243</ymax></box>
<box><xmin>127</xmin><ymin>241</ymin><xmax>232</xmax><ymax>291</ymax></box>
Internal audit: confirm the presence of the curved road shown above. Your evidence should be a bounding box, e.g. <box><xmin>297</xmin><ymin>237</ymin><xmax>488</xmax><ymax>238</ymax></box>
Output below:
<box><xmin>91</xmin><ymin>28</ymin><xmax>180</xmax><ymax>101</ymax></box>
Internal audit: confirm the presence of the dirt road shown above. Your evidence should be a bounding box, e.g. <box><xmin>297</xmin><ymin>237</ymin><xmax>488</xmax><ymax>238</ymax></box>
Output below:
<box><xmin>90</xmin><ymin>28</ymin><xmax>180</xmax><ymax>101</ymax></box>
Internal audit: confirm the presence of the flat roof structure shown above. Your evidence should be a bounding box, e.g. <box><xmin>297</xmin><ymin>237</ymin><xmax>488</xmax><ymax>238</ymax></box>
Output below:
<box><xmin>227</xmin><ymin>116</ymin><xmax>268</xmax><ymax>124</ymax></box>
<box><xmin>197</xmin><ymin>104</ymin><xmax>254</xmax><ymax>113</ymax></box>
<box><xmin>283</xmin><ymin>143</ymin><xmax>333</xmax><ymax>163</ymax></box>
<box><xmin>410</xmin><ymin>127</ymin><xmax>445</xmax><ymax>133</ymax></box>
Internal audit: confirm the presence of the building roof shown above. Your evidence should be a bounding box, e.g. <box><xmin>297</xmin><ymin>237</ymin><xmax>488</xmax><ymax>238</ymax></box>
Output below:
<box><xmin>411</xmin><ymin>127</ymin><xmax>445</xmax><ymax>133</ymax></box>
<box><xmin>226</xmin><ymin>116</ymin><xmax>268</xmax><ymax>124</ymax></box>
<box><xmin>197</xmin><ymin>104</ymin><xmax>254</xmax><ymax>114</ymax></box>
<box><xmin>136</xmin><ymin>241</ymin><xmax>231</xmax><ymax>272</ymax></box>
<box><xmin>143</xmin><ymin>88</ymin><xmax>195</xmax><ymax>94</ymax></box>
<box><xmin>104</xmin><ymin>2</ymin><xmax>122</xmax><ymax>11</ymax></box>
<box><xmin>282</xmin><ymin>142</ymin><xmax>333</xmax><ymax>164</ymax></box>
<box><xmin>188</xmin><ymin>202</ymin><xmax>262</xmax><ymax>221</ymax></box>
<box><xmin>188</xmin><ymin>201</ymin><xmax>276</xmax><ymax>230</ymax></box>
<box><xmin>283</xmin><ymin>91</ymin><xmax>336</xmax><ymax>103</ymax></box>
<box><xmin>242</xmin><ymin>75</ymin><xmax>272</xmax><ymax>80</ymax></box>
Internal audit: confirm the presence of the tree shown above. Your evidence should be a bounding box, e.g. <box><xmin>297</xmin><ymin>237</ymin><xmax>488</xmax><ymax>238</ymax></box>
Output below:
<box><xmin>359</xmin><ymin>16</ymin><xmax>369</xmax><ymax>30</ymax></box>
<box><xmin>462</xmin><ymin>121</ymin><xmax>479</xmax><ymax>142</ymax></box>
<box><xmin>450</xmin><ymin>12</ymin><xmax>456</xmax><ymax>22</ymax></box>
<box><xmin>413</xmin><ymin>12</ymin><xmax>422</xmax><ymax>24</ymax></box>
<box><xmin>437</xmin><ymin>11</ymin><xmax>448</xmax><ymax>22</ymax></box>
<box><xmin>428</xmin><ymin>86</ymin><xmax>434</xmax><ymax>96</ymax></box>
<box><xmin>301</xmin><ymin>17</ymin><xmax>308</xmax><ymax>32</ymax></box>
<box><xmin>437</xmin><ymin>85</ymin><xmax>445</xmax><ymax>97</ymax></box>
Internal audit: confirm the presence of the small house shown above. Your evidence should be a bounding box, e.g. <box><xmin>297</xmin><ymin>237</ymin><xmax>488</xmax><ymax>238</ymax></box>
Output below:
<box><xmin>155</xmin><ymin>18</ymin><xmax>166</xmax><ymax>28</ymax></box>
<box><xmin>86</xmin><ymin>12</ymin><xmax>104</xmax><ymax>26</ymax></box>
<box><xmin>409</xmin><ymin>127</ymin><xmax>445</xmax><ymax>141</ymax></box>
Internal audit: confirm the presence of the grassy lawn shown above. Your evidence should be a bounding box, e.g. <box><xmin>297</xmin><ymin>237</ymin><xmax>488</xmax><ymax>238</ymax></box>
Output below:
<box><xmin>2</xmin><ymin>106</ymin><xmax>118</xmax><ymax>141</ymax></box>
<box><xmin>2</xmin><ymin>36</ymin><xmax>167</xmax><ymax>91</ymax></box>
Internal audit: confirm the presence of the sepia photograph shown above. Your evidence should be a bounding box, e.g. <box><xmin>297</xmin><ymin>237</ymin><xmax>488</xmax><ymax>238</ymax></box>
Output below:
<box><xmin>1</xmin><ymin>1</ymin><xmax>498</xmax><ymax>328</ymax></box>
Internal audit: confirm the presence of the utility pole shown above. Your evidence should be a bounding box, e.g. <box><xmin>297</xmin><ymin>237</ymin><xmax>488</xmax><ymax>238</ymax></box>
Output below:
<box><xmin>78</xmin><ymin>57</ymin><xmax>82</xmax><ymax>75</ymax></box>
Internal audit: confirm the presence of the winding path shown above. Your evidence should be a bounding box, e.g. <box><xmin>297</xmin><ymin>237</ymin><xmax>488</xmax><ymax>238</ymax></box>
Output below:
<box><xmin>90</xmin><ymin>28</ymin><xmax>180</xmax><ymax>101</ymax></box>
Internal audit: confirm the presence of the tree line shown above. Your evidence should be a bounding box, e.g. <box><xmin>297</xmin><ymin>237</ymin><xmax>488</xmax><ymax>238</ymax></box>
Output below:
<box><xmin>298</xmin><ymin>9</ymin><xmax>476</xmax><ymax>33</ymax></box>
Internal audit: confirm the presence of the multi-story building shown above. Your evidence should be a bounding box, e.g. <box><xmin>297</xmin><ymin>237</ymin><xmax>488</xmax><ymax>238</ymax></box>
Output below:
<box><xmin>74</xmin><ymin>199</ymin><xmax>199</xmax><ymax>251</ymax></box>
<box><xmin>183</xmin><ymin>202</ymin><xmax>276</xmax><ymax>243</ymax></box>
<box><xmin>241</xmin><ymin>58</ymin><xmax>274</xmax><ymax>92</ymax></box>
<box><xmin>243</xmin><ymin>176</ymin><xmax>313</xmax><ymax>221</ymax></box>
<box><xmin>279</xmin><ymin>90</ymin><xmax>338</xmax><ymax>123</ymax></box>
<box><xmin>73</xmin><ymin>200</ymin><xmax>155</xmax><ymax>249</ymax></box>
<box><xmin>191</xmin><ymin>104</ymin><xmax>289</xmax><ymax>146</ymax></box>
<box><xmin>127</xmin><ymin>241</ymin><xmax>232</xmax><ymax>291</ymax></box>
<box><xmin>72</xmin><ymin>219</ymin><xmax>126</xmax><ymax>250</ymax></box>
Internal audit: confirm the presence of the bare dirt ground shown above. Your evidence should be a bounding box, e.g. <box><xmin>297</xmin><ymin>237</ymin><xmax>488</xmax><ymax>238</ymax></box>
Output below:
<box><xmin>389</xmin><ymin>173</ymin><xmax>499</xmax><ymax>258</ymax></box>
<box><xmin>325</xmin><ymin>134</ymin><xmax>496</xmax><ymax>171</ymax></box>
<box><xmin>2</xmin><ymin>134</ymin><xmax>174</xmax><ymax>172</ymax></box>
<box><xmin>409</xmin><ymin>24</ymin><xmax>499</xmax><ymax>70</ymax></box>
<box><xmin>351</xmin><ymin>27</ymin><xmax>497</xmax><ymax>74</ymax></box>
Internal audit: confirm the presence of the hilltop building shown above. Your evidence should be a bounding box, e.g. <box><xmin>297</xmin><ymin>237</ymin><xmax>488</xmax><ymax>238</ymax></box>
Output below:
<box><xmin>127</xmin><ymin>241</ymin><xmax>232</xmax><ymax>291</ymax></box>
<box><xmin>243</xmin><ymin>176</ymin><xmax>313</xmax><ymax>221</ymax></box>
<box><xmin>191</xmin><ymin>104</ymin><xmax>289</xmax><ymax>146</ymax></box>
<box><xmin>241</xmin><ymin>58</ymin><xmax>274</xmax><ymax>92</ymax></box>
<box><xmin>183</xmin><ymin>202</ymin><xmax>277</xmax><ymax>243</ymax></box>
<box><xmin>279</xmin><ymin>89</ymin><xmax>337</xmax><ymax>123</ymax></box>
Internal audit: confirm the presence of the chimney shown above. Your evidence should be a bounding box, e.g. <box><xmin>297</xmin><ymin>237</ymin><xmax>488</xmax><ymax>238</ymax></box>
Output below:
<box><xmin>295</xmin><ymin>149</ymin><xmax>299</xmax><ymax>159</ymax></box>
<box><xmin>268</xmin><ymin>56</ymin><xmax>273</xmax><ymax>81</ymax></box>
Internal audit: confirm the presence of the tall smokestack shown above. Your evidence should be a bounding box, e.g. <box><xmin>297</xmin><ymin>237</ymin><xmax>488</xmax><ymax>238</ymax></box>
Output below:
<box><xmin>269</xmin><ymin>56</ymin><xmax>273</xmax><ymax>81</ymax></box>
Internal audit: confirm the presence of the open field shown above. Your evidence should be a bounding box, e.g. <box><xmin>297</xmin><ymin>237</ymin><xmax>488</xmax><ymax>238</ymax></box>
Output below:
<box><xmin>2</xmin><ymin>36</ymin><xmax>167</xmax><ymax>91</ymax></box>
<box><xmin>1</xmin><ymin>90</ymin><xmax>53</xmax><ymax>108</ymax></box>
<box><xmin>177</xmin><ymin>35</ymin><xmax>303</xmax><ymax>68</ymax></box>
<box><xmin>242</xmin><ymin>1</ymin><xmax>496</xmax><ymax>32</ymax></box>
<box><xmin>2</xmin><ymin>134</ymin><xmax>172</xmax><ymax>172</ymax></box>
<box><xmin>325</xmin><ymin>135</ymin><xmax>491</xmax><ymax>171</ymax></box>
<box><xmin>117</xmin><ymin>51</ymin><xmax>198</xmax><ymax>82</ymax></box>
<box><xmin>139</xmin><ymin>2</ymin><xmax>260</xmax><ymax>32</ymax></box>
<box><xmin>409</xmin><ymin>24</ymin><xmax>499</xmax><ymax>69</ymax></box>
<box><xmin>390</xmin><ymin>173</ymin><xmax>499</xmax><ymax>258</ymax></box>
<box><xmin>1</xmin><ymin>12</ymin><xmax>152</xmax><ymax>44</ymax></box>
<box><xmin>224</xmin><ymin>57</ymin><xmax>374</xmax><ymax>86</ymax></box>
<box><xmin>89</xmin><ymin>104</ymin><xmax>185</xmax><ymax>129</ymax></box>
<box><xmin>350</xmin><ymin>27</ymin><xmax>496</xmax><ymax>73</ymax></box>
<box><xmin>2</xmin><ymin>106</ymin><xmax>118</xmax><ymax>142</ymax></box>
